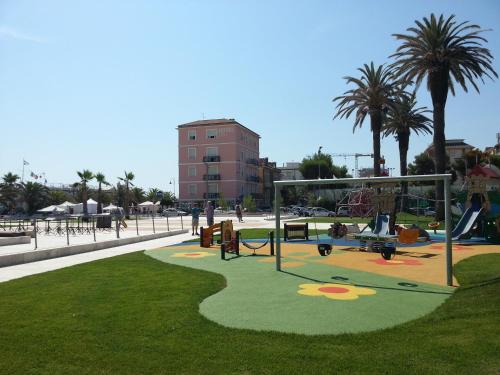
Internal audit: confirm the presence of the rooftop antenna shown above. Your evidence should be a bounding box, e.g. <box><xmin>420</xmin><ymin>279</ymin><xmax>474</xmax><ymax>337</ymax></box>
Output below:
<box><xmin>202</xmin><ymin>113</ymin><xmax>205</xmax><ymax>120</ymax></box>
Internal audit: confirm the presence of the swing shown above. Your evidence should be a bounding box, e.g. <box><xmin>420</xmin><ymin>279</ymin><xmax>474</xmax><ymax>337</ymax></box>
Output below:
<box><xmin>314</xmin><ymin>214</ymin><xmax>332</xmax><ymax>256</ymax></box>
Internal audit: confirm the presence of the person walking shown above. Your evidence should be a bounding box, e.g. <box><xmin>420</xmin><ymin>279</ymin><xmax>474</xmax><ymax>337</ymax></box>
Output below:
<box><xmin>191</xmin><ymin>203</ymin><xmax>200</xmax><ymax>236</ymax></box>
<box><xmin>205</xmin><ymin>200</ymin><xmax>214</xmax><ymax>227</ymax></box>
<box><xmin>235</xmin><ymin>203</ymin><xmax>243</xmax><ymax>223</ymax></box>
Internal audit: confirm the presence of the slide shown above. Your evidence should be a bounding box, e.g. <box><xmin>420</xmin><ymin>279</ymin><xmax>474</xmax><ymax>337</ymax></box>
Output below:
<box><xmin>373</xmin><ymin>214</ymin><xmax>390</xmax><ymax>235</ymax></box>
<box><xmin>452</xmin><ymin>207</ymin><xmax>483</xmax><ymax>240</ymax></box>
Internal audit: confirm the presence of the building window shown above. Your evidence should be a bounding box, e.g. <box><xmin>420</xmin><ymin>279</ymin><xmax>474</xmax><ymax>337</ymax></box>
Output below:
<box><xmin>188</xmin><ymin>130</ymin><xmax>196</xmax><ymax>140</ymax></box>
<box><xmin>188</xmin><ymin>166</ymin><xmax>197</xmax><ymax>177</ymax></box>
<box><xmin>207</xmin><ymin>183</ymin><xmax>218</xmax><ymax>193</ymax></box>
<box><xmin>207</xmin><ymin>129</ymin><xmax>217</xmax><ymax>139</ymax></box>
<box><xmin>207</xmin><ymin>165</ymin><xmax>218</xmax><ymax>175</ymax></box>
<box><xmin>188</xmin><ymin>147</ymin><xmax>196</xmax><ymax>160</ymax></box>
<box><xmin>188</xmin><ymin>184</ymin><xmax>197</xmax><ymax>195</ymax></box>
<box><xmin>206</xmin><ymin>147</ymin><xmax>218</xmax><ymax>157</ymax></box>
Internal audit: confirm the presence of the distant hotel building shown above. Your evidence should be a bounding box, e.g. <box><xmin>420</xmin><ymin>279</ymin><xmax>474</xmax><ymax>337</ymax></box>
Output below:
<box><xmin>178</xmin><ymin>118</ymin><xmax>261</xmax><ymax>206</ymax></box>
<box><xmin>278</xmin><ymin>162</ymin><xmax>303</xmax><ymax>180</ymax></box>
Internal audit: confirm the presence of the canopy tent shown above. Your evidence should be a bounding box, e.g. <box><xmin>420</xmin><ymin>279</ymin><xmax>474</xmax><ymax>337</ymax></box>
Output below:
<box><xmin>72</xmin><ymin>199</ymin><xmax>98</xmax><ymax>215</ymax></box>
<box><xmin>103</xmin><ymin>204</ymin><xmax>118</xmax><ymax>211</ymax></box>
<box><xmin>138</xmin><ymin>201</ymin><xmax>158</xmax><ymax>214</ymax></box>
<box><xmin>37</xmin><ymin>205</ymin><xmax>66</xmax><ymax>213</ymax></box>
<box><xmin>57</xmin><ymin>201</ymin><xmax>75</xmax><ymax>213</ymax></box>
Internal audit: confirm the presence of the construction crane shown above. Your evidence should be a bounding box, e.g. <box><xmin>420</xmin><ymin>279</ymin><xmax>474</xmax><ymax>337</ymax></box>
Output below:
<box><xmin>331</xmin><ymin>153</ymin><xmax>373</xmax><ymax>178</ymax></box>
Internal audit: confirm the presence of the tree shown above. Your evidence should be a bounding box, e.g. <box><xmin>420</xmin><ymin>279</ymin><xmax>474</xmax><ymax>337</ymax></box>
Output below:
<box><xmin>131</xmin><ymin>187</ymin><xmax>145</xmax><ymax>204</ymax></box>
<box><xmin>217</xmin><ymin>192</ymin><xmax>229</xmax><ymax>211</ymax></box>
<box><xmin>76</xmin><ymin>170</ymin><xmax>94</xmax><ymax>215</ymax></box>
<box><xmin>0</xmin><ymin>172</ymin><xmax>21</xmax><ymax>213</ymax></box>
<box><xmin>95</xmin><ymin>172</ymin><xmax>110</xmax><ymax>214</ymax></box>
<box><xmin>383</xmin><ymin>92</ymin><xmax>432</xmax><ymax>208</ymax></box>
<box><xmin>408</xmin><ymin>152</ymin><xmax>437</xmax><ymax>177</ymax></box>
<box><xmin>146</xmin><ymin>188</ymin><xmax>161</xmax><ymax>203</ymax></box>
<box><xmin>21</xmin><ymin>182</ymin><xmax>49</xmax><ymax>214</ymax></box>
<box><xmin>299</xmin><ymin>152</ymin><xmax>336</xmax><ymax>179</ymax></box>
<box><xmin>334</xmin><ymin>62</ymin><xmax>405</xmax><ymax>176</ymax></box>
<box><xmin>160</xmin><ymin>192</ymin><xmax>175</xmax><ymax>207</ymax></box>
<box><xmin>391</xmin><ymin>13</ymin><xmax>497</xmax><ymax>219</ymax></box>
<box><xmin>48</xmin><ymin>190</ymin><xmax>73</xmax><ymax>205</ymax></box>
<box><xmin>242</xmin><ymin>195</ymin><xmax>256</xmax><ymax>212</ymax></box>
<box><xmin>118</xmin><ymin>171</ymin><xmax>135</xmax><ymax>218</ymax></box>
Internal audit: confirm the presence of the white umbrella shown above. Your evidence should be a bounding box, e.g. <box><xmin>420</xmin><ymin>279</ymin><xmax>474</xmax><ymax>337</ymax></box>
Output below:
<box><xmin>38</xmin><ymin>205</ymin><xmax>57</xmax><ymax>212</ymax></box>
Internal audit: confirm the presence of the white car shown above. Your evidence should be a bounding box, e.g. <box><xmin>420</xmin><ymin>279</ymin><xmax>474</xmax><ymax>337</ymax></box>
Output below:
<box><xmin>309</xmin><ymin>207</ymin><xmax>336</xmax><ymax>217</ymax></box>
<box><xmin>337</xmin><ymin>207</ymin><xmax>350</xmax><ymax>216</ymax></box>
<box><xmin>162</xmin><ymin>208</ymin><xmax>188</xmax><ymax>217</ymax></box>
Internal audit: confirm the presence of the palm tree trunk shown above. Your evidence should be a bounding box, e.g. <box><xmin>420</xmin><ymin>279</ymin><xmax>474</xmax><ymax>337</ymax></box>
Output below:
<box><xmin>82</xmin><ymin>184</ymin><xmax>88</xmax><ymax>215</ymax></box>
<box><xmin>370</xmin><ymin>111</ymin><xmax>382</xmax><ymax>177</ymax></box>
<box><xmin>398</xmin><ymin>131</ymin><xmax>410</xmax><ymax>212</ymax></box>
<box><xmin>97</xmin><ymin>183</ymin><xmax>102</xmax><ymax>214</ymax></box>
<box><xmin>430</xmin><ymin>68</ymin><xmax>449</xmax><ymax>221</ymax></box>
<box><xmin>125</xmin><ymin>182</ymin><xmax>130</xmax><ymax>219</ymax></box>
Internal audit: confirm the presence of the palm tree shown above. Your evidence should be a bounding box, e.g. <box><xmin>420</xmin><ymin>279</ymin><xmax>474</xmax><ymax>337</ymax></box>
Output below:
<box><xmin>391</xmin><ymin>13</ymin><xmax>497</xmax><ymax>219</ymax></box>
<box><xmin>76</xmin><ymin>170</ymin><xmax>94</xmax><ymax>215</ymax></box>
<box><xmin>333</xmin><ymin>62</ymin><xmax>406</xmax><ymax>176</ymax></box>
<box><xmin>95</xmin><ymin>172</ymin><xmax>110</xmax><ymax>214</ymax></box>
<box><xmin>21</xmin><ymin>182</ymin><xmax>49</xmax><ymax>214</ymax></box>
<box><xmin>147</xmin><ymin>188</ymin><xmax>161</xmax><ymax>202</ymax></box>
<box><xmin>0</xmin><ymin>172</ymin><xmax>21</xmax><ymax>213</ymax></box>
<box><xmin>118</xmin><ymin>171</ymin><xmax>135</xmax><ymax>218</ymax></box>
<box><xmin>131</xmin><ymin>187</ymin><xmax>146</xmax><ymax>204</ymax></box>
<box><xmin>383</xmin><ymin>92</ymin><xmax>432</xmax><ymax>209</ymax></box>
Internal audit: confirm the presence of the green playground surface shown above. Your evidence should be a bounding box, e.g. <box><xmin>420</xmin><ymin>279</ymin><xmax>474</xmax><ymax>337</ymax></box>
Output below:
<box><xmin>0</xmin><ymin>240</ymin><xmax>498</xmax><ymax>373</ymax></box>
<box><xmin>147</xmin><ymin>243</ymin><xmax>452</xmax><ymax>334</ymax></box>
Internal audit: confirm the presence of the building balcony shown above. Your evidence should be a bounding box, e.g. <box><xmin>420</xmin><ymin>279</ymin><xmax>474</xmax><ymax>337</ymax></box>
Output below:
<box><xmin>246</xmin><ymin>175</ymin><xmax>261</xmax><ymax>183</ymax></box>
<box><xmin>203</xmin><ymin>155</ymin><xmax>221</xmax><ymax>163</ymax></box>
<box><xmin>203</xmin><ymin>174</ymin><xmax>221</xmax><ymax>181</ymax></box>
<box><xmin>250</xmin><ymin>193</ymin><xmax>263</xmax><ymax>200</ymax></box>
<box><xmin>203</xmin><ymin>192</ymin><xmax>220</xmax><ymax>199</ymax></box>
<box><xmin>246</xmin><ymin>158</ymin><xmax>259</xmax><ymax>166</ymax></box>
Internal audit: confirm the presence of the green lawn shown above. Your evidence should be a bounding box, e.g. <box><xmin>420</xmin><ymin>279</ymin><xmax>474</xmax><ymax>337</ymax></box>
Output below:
<box><xmin>0</xmin><ymin>252</ymin><xmax>498</xmax><ymax>374</ymax></box>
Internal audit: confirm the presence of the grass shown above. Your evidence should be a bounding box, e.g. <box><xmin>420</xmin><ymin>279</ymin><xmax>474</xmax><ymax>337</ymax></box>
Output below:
<box><xmin>0</xmin><ymin>253</ymin><xmax>498</xmax><ymax>374</ymax></box>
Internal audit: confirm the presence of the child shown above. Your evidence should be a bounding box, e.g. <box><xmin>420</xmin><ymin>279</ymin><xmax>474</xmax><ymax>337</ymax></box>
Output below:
<box><xmin>191</xmin><ymin>203</ymin><xmax>200</xmax><ymax>235</ymax></box>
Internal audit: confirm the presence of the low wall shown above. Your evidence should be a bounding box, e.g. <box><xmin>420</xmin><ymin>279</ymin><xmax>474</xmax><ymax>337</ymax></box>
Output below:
<box><xmin>0</xmin><ymin>229</ymin><xmax>188</xmax><ymax>268</ymax></box>
<box><xmin>0</xmin><ymin>236</ymin><xmax>31</xmax><ymax>247</ymax></box>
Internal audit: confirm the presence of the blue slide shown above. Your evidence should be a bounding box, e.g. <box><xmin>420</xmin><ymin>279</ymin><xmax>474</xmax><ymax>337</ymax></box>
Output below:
<box><xmin>452</xmin><ymin>207</ymin><xmax>483</xmax><ymax>240</ymax></box>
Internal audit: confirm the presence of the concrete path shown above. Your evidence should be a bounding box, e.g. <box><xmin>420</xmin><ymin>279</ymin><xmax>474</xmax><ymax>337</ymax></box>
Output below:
<box><xmin>0</xmin><ymin>232</ymin><xmax>193</xmax><ymax>283</ymax></box>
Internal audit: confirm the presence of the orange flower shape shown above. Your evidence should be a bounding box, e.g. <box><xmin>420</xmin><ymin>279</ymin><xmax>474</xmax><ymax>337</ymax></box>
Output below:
<box><xmin>171</xmin><ymin>251</ymin><xmax>215</xmax><ymax>258</ymax></box>
<box><xmin>298</xmin><ymin>283</ymin><xmax>376</xmax><ymax>301</ymax></box>
<box><xmin>370</xmin><ymin>258</ymin><xmax>422</xmax><ymax>266</ymax></box>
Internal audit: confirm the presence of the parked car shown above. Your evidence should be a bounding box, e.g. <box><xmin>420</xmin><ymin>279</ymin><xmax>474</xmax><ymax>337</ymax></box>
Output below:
<box><xmin>309</xmin><ymin>207</ymin><xmax>336</xmax><ymax>217</ymax></box>
<box><xmin>162</xmin><ymin>208</ymin><xmax>188</xmax><ymax>217</ymax></box>
<box><xmin>337</xmin><ymin>206</ymin><xmax>350</xmax><ymax>216</ymax></box>
<box><xmin>424</xmin><ymin>208</ymin><xmax>436</xmax><ymax>217</ymax></box>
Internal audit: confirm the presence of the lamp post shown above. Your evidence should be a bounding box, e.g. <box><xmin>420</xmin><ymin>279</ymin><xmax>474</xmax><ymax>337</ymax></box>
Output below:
<box><xmin>317</xmin><ymin>146</ymin><xmax>322</xmax><ymax>179</ymax></box>
<box><xmin>169</xmin><ymin>178</ymin><xmax>176</xmax><ymax>197</ymax></box>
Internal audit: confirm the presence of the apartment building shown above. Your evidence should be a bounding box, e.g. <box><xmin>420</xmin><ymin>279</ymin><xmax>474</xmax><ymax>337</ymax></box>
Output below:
<box><xmin>178</xmin><ymin>118</ymin><xmax>260</xmax><ymax>206</ymax></box>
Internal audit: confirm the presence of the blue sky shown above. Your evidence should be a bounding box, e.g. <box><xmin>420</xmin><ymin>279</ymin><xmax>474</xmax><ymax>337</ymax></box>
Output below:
<box><xmin>1</xmin><ymin>0</ymin><xmax>499</xmax><ymax>194</ymax></box>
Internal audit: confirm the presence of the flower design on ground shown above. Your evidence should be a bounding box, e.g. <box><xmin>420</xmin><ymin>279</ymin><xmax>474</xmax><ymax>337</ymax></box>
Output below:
<box><xmin>429</xmin><ymin>244</ymin><xmax>469</xmax><ymax>251</ymax></box>
<box><xmin>369</xmin><ymin>258</ymin><xmax>422</xmax><ymax>266</ymax></box>
<box><xmin>298</xmin><ymin>283</ymin><xmax>376</xmax><ymax>300</ymax></box>
<box><xmin>171</xmin><ymin>251</ymin><xmax>215</xmax><ymax>258</ymax></box>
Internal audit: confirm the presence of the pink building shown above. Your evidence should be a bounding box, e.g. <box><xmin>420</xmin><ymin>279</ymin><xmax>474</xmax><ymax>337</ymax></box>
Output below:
<box><xmin>178</xmin><ymin>118</ymin><xmax>261</xmax><ymax>206</ymax></box>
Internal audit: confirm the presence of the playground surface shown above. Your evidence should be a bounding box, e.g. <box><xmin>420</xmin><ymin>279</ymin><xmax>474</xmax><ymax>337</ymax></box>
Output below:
<box><xmin>146</xmin><ymin>235</ymin><xmax>499</xmax><ymax>335</ymax></box>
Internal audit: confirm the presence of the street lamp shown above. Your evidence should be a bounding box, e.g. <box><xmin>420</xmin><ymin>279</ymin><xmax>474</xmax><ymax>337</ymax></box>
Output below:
<box><xmin>169</xmin><ymin>178</ymin><xmax>176</xmax><ymax>198</ymax></box>
<box><xmin>317</xmin><ymin>146</ymin><xmax>322</xmax><ymax>179</ymax></box>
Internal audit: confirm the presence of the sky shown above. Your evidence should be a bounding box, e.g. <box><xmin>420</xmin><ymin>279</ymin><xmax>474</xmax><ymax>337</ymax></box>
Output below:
<box><xmin>1</xmin><ymin>0</ymin><xmax>499</xmax><ymax>195</ymax></box>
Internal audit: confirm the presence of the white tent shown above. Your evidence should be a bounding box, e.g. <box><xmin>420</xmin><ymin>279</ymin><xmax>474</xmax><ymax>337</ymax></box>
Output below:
<box><xmin>103</xmin><ymin>204</ymin><xmax>118</xmax><ymax>211</ymax></box>
<box><xmin>57</xmin><ymin>201</ymin><xmax>75</xmax><ymax>213</ymax></box>
<box><xmin>87</xmin><ymin>199</ymin><xmax>98</xmax><ymax>214</ymax></box>
<box><xmin>138</xmin><ymin>201</ymin><xmax>157</xmax><ymax>214</ymax></box>
<box><xmin>37</xmin><ymin>205</ymin><xmax>66</xmax><ymax>213</ymax></box>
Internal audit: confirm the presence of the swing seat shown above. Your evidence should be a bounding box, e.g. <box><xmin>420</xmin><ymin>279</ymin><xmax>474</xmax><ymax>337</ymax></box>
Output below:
<box><xmin>317</xmin><ymin>243</ymin><xmax>332</xmax><ymax>256</ymax></box>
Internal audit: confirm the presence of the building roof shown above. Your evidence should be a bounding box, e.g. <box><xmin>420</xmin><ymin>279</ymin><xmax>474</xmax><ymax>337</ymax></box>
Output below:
<box><xmin>177</xmin><ymin>118</ymin><xmax>260</xmax><ymax>138</ymax></box>
<box><xmin>468</xmin><ymin>164</ymin><xmax>500</xmax><ymax>178</ymax></box>
<box><xmin>425</xmin><ymin>139</ymin><xmax>474</xmax><ymax>154</ymax></box>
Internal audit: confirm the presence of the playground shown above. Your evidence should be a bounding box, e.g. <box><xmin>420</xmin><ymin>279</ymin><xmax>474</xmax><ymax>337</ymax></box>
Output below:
<box><xmin>147</xmin><ymin>227</ymin><xmax>498</xmax><ymax>334</ymax></box>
